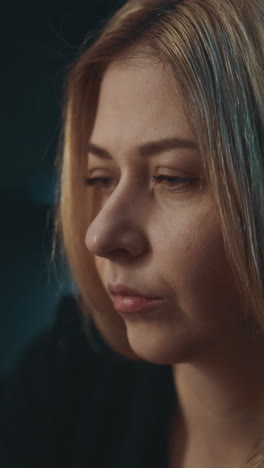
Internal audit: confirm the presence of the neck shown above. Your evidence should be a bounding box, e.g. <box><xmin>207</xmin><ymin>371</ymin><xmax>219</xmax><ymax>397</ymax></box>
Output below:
<box><xmin>170</xmin><ymin>322</ymin><xmax>264</xmax><ymax>467</ymax></box>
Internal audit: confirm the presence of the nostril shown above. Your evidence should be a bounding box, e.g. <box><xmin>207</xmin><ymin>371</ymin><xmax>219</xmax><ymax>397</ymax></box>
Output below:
<box><xmin>108</xmin><ymin>248</ymin><xmax>131</xmax><ymax>260</ymax></box>
<box><xmin>85</xmin><ymin>213</ymin><xmax>148</xmax><ymax>259</ymax></box>
<box><xmin>85</xmin><ymin>228</ymin><xmax>115</xmax><ymax>257</ymax></box>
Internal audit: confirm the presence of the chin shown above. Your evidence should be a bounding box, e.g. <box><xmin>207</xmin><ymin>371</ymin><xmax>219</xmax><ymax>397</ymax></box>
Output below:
<box><xmin>124</xmin><ymin>321</ymin><xmax>204</xmax><ymax>365</ymax></box>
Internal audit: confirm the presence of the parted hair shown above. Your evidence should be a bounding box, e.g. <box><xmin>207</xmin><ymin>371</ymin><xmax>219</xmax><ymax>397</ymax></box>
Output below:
<box><xmin>55</xmin><ymin>0</ymin><xmax>264</xmax><ymax>367</ymax></box>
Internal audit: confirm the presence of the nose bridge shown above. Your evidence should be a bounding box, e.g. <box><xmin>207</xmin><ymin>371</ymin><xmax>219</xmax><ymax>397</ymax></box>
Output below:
<box><xmin>100</xmin><ymin>176</ymin><xmax>142</xmax><ymax>222</ymax></box>
<box><xmin>85</xmin><ymin>179</ymin><xmax>147</xmax><ymax>257</ymax></box>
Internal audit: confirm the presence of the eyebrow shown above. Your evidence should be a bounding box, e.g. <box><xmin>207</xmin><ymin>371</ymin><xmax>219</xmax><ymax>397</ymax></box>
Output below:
<box><xmin>87</xmin><ymin>137</ymin><xmax>198</xmax><ymax>160</ymax></box>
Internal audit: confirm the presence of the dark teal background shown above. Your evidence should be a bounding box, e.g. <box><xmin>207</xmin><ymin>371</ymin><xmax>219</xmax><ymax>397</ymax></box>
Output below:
<box><xmin>0</xmin><ymin>7</ymin><xmax>126</xmax><ymax>374</ymax></box>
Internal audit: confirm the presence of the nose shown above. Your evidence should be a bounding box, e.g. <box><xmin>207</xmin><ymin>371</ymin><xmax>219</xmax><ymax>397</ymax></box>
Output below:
<box><xmin>85</xmin><ymin>186</ymin><xmax>148</xmax><ymax>260</ymax></box>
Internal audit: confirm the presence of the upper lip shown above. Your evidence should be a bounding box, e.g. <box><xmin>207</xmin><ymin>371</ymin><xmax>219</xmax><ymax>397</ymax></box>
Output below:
<box><xmin>107</xmin><ymin>283</ymin><xmax>161</xmax><ymax>299</ymax></box>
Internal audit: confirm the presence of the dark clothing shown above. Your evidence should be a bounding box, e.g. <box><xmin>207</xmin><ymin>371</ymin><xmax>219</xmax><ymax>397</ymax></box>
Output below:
<box><xmin>0</xmin><ymin>295</ymin><xmax>176</xmax><ymax>468</ymax></box>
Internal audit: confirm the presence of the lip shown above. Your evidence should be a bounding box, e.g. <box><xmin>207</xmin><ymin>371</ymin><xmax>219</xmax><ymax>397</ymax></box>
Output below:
<box><xmin>107</xmin><ymin>283</ymin><xmax>161</xmax><ymax>299</ymax></box>
<box><xmin>112</xmin><ymin>295</ymin><xmax>164</xmax><ymax>314</ymax></box>
<box><xmin>107</xmin><ymin>283</ymin><xmax>164</xmax><ymax>315</ymax></box>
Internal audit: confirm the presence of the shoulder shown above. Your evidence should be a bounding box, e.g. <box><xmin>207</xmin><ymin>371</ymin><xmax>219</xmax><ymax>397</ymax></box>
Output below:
<box><xmin>0</xmin><ymin>294</ymin><xmax>96</xmax><ymax>467</ymax></box>
<box><xmin>0</xmin><ymin>294</ymin><xmax>175</xmax><ymax>468</ymax></box>
<box><xmin>1</xmin><ymin>294</ymin><xmax>93</xmax><ymax>395</ymax></box>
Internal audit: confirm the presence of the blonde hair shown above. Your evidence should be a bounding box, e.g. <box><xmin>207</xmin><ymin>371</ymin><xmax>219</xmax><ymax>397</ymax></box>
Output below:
<box><xmin>55</xmin><ymin>0</ymin><xmax>264</xmax><ymax>359</ymax></box>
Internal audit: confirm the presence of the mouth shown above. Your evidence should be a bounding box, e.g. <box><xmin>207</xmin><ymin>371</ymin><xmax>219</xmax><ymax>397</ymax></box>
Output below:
<box><xmin>112</xmin><ymin>295</ymin><xmax>164</xmax><ymax>314</ymax></box>
<box><xmin>107</xmin><ymin>283</ymin><xmax>164</xmax><ymax>315</ymax></box>
<box><xmin>107</xmin><ymin>282</ymin><xmax>161</xmax><ymax>299</ymax></box>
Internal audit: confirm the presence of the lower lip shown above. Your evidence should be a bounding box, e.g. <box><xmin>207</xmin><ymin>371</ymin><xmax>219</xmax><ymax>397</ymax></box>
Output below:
<box><xmin>112</xmin><ymin>295</ymin><xmax>163</xmax><ymax>314</ymax></box>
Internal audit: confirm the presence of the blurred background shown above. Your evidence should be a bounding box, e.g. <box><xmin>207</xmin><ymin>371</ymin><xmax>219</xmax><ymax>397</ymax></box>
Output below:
<box><xmin>0</xmin><ymin>6</ymin><xmax>126</xmax><ymax>374</ymax></box>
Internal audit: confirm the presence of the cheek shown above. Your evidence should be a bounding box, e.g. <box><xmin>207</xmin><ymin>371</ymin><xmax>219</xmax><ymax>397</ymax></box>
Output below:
<box><xmin>95</xmin><ymin>257</ymin><xmax>108</xmax><ymax>279</ymax></box>
<box><xmin>157</xmin><ymin>209</ymin><xmax>242</xmax><ymax>323</ymax></box>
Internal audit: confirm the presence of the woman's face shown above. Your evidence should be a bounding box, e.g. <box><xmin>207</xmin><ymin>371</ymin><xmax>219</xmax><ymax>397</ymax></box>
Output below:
<box><xmin>85</xmin><ymin>58</ymin><xmax>246</xmax><ymax>365</ymax></box>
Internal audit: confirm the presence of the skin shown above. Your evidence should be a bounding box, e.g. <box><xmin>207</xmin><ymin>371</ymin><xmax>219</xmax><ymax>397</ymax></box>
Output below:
<box><xmin>84</xmin><ymin>58</ymin><xmax>264</xmax><ymax>467</ymax></box>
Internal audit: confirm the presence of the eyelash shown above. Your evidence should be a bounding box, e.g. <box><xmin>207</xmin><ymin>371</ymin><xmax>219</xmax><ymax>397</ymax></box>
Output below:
<box><xmin>83</xmin><ymin>175</ymin><xmax>199</xmax><ymax>192</ymax></box>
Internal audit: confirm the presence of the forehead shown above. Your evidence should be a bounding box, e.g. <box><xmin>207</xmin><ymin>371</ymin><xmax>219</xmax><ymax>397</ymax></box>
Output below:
<box><xmin>90</xmin><ymin>58</ymin><xmax>193</xmax><ymax>150</ymax></box>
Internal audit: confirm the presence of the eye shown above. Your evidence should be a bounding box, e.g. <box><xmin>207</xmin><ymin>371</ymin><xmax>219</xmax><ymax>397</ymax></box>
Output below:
<box><xmin>83</xmin><ymin>175</ymin><xmax>200</xmax><ymax>192</ymax></box>
<box><xmin>152</xmin><ymin>175</ymin><xmax>199</xmax><ymax>192</ymax></box>
<box><xmin>83</xmin><ymin>176</ymin><xmax>116</xmax><ymax>190</ymax></box>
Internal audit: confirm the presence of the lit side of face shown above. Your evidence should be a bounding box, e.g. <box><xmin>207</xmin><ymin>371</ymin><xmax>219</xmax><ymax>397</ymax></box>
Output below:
<box><xmin>85</xmin><ymin>58</ymin><xmax>245</xmax><ymax>365</ymax></box>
